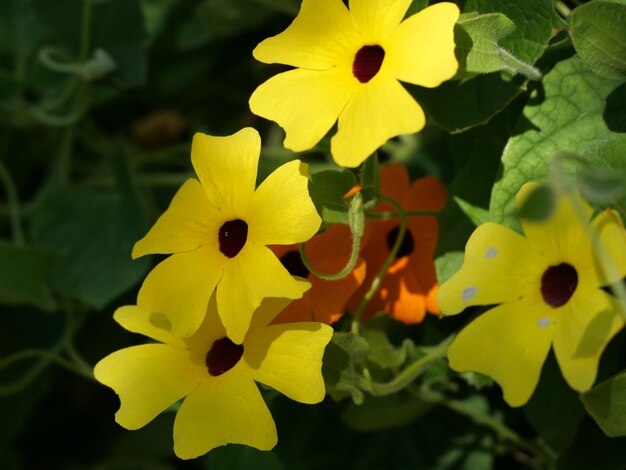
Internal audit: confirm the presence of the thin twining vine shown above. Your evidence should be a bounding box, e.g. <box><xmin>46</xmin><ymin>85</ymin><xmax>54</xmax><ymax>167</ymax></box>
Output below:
<box><xmin>350</xmin><ymin>195</ymin><xmax>408</xmax><ymax>335</ymax></box>
<box><xmin>299</xmin><ymin>192</ymin><xmax>365</xmax><ymax>282</ymax></box>
<box><xmin>0</xmin><ymin>310</ymin><xmax>94</xmax><ymax>395</ymax></box>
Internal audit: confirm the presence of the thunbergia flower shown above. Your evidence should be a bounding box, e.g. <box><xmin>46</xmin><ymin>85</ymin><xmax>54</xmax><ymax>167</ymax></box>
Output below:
<box><xmin>94</xmin><ymin>290</ymin><xmax>333</xmax><ymax>460</ymax></box>
<box><xmin>249</xmin><ymin>0</ymin><xmax>459</xmax><ymax>168</ymax></box>
<box><xmin>437</xmin><ymin>183</ymin><xmax>626</xmax><ymax>407</ymax></box>
<box><xmin>270</xmin><ymin>224</ymin><xmax>366</xmax><ymax>324</ymax></box>
<box><xmin>349</xmin><ymin>164</ymin><xmax>446</xmax><ymax>323</ymax></box>
<box><xmin>132</xmin><ymin>127</ymin><xmax>321</xmax><ymax>344</ymax></box>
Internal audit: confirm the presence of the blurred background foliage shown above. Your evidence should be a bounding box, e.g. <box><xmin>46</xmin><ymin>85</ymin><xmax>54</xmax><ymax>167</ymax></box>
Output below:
<box><xmin>1</xmin><ymin>0</ymin><xmax>626</xmax><ymax>468</ymax></box>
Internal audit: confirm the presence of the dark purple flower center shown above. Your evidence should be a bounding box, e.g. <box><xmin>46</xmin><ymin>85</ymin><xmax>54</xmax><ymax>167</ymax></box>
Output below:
<box><xmin>205</xmin><ymin>337</ymin><xmax>244</xmax><ymax>376</ymax></box>
<box><xmin>541</xmin><ymin>263</ymin><xmax>578</xmax><ymax>308</ymax></box>
<box><xmin>353</xmin><ymin>45</ymin><xmax>385</xmax><ymax>83</ymax></box>
<box><xmin>280</xmin><ymin>250</ymin><xmax>310</xmax><ymax>278</ymax></box>
<box><xmin>386</xmin><ymin>226</ymin><xmax>415</xmax><ymax>258</ymax></box>
<box><xmin>218</xmin><ymin>219</ymin><xmax>248</xmax><ymax>258</ymax></box>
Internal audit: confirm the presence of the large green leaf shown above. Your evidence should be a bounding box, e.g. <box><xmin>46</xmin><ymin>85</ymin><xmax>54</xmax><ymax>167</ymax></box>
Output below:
<box><xmin>465</xmin><ymin>0</ymin><xmax>562</xmax><ymax>65</ymax></box>
<box><xmin>490</xmin><ymin>56</ymin><xmax>626</xmax><ymax>226</ymax></box>
<box><xmin>571</xmin><ymin>1</ymin><xmax>626</xmax><ymax>80</ymax></box>
<box><xmin>581</xmin><ymin>369</ymin><xmax>626</xmax><ymax>437</ymax></box>
<box><xmin>0</xmin><ymin>242</ymin><xmax>57</xmax><ymax>311</ymax></box>
<box><xmin>455</xmin><ymin>13</ymin><xmax>516</xmax><ymax>75</ymax></box>
<box><xmin>31</xmin><ymin>187</ymin><xmax>150</xmax><ymax>309</ymax></box>
<box><xmin>412</xmin><ymin>74</ymin><xmax>526</xmax><ymax>134</ymax></box>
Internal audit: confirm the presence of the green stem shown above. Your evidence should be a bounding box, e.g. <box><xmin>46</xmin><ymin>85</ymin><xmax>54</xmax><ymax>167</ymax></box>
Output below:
<box><xmin>555</xmin><ymin>0</ymin><xmax>572</xmax><ymax>18</ymax></box>
<box><xmin>351</xmin><ymin>195</ymin><xmax>407</xmax><ymax>335</ymax></box>
<box><xmin>79</xmin><ymin>0</ymin><xmax>94</xmax><ymax>61</ymax></box>
<box><xmin>0</xmin><ymin>160</ymin><xmax>26</xmax><ymax>245</ymax></box>
<box><xmin>299</xmin><ymin>193</ymin><xmax>364</xmax><ymax>282</ymax></box>
<box><xmin>413</xmin><ymin>388</ymin><xmax>553</xmax><ymax>463</ymax></box>
<box><xmin>63</xmin><ymin>309</ymin><xmax>94</xmax><ymax>376</ymax></box>
<box><xmin>367</xmin><ymin>334</ymin><xmax>455</xmax><ymax>396</ymax></box>
<box><xmin>497</xmin><ymin>47</ymin><xmax>543</xmax><ymax>81</ymax></box>
<box><xmin>0</xmin><ymin>348</ymin><xmax>91</xmax><ymax>380</ymax></box>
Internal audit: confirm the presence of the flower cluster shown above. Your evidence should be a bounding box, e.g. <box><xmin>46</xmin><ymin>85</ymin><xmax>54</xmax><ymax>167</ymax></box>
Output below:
<box><xmin>92</xmin><ymin>0</ymin><xmax>626</xmax><ymax>461</ymax></box>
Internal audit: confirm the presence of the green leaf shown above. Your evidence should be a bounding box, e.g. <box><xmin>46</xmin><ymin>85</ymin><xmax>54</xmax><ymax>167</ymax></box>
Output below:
<box><xmin>31</xmin><ymin>187</ymin><xmax>151</xmax><ymax>309</ymax></box>
<box><xmin>0</xmin><ymin>242</ymin><xmax>57</xmax><ymax>311</ymax></box>
<box><xmin>516</xmin><ymin>183</ymin><xmax>556</xmax><ymax>221</ymax></box>
<box><xmin>581</xmin><ymin>369</ymin><xmax>626</xmax><ymax>437</ymax></box>
<box><xmin>411</xmin><ymin>73</ymin><xmax>526</xmax><ymax>133</ymax></box>
<box><xmin>571</xmin><ymin>1</ymin><xmax>626</xmax><ymax>80</ymax></box>
<box><xmin>453</xmin><ymin>197</ymin><xmax>491</xmax><ymax>226</ymax></box>
<box><xmin>322</xmin><ymin>332</ymin><xmax>370</xmax><ymax>405</ymax></box>
<box><xmin>579</xmin><ymin>136</ymin><xmax>626</xmax><ymax>204</ymax></box>
<box><xmin>435</xmin><ymin>251</ymin><xmax>464</xmax><ymax>285</ymax></box>
<box><xmin>342</xmin><ymin>394</ymin><xmax>432</xmax><ymax>432</ymax></box>
<box><xmin>308</xmin><ymin>169</ymin><xmax>357</xmax><ymax>225</ymax></box>
<box><xmin>465</xmin><ymin>0</ymin><xmax>562</xmax><ymax>65</ymax></box>
<box><xmin>455</xmin><ymin>13</ymin><xmax>516</xmax><ymax>75</ymax></box>
<box><xmin>490</xmin><ymin>56</ymin><xmax>626</xmax><ymax>227</ymax></box>
<box><xmin>360</xmin><ymin>327</ymin><xmax>411</xmax><ymax>369</ymax></box>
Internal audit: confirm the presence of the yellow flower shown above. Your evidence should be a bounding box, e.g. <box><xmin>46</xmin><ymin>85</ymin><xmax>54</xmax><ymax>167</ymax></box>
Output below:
<box><xmin>132</xmin><ymin>127</ymin><xmax>321</xmax><ymax>344</ymax></box>
<box><xmin>437</xmin><ymin>183</ymin><xmax>626</xmax><ymax>407</ymax></box>
<box><xmin>94</xmin><ymin>290</ymin><xmax>333</xmax><ymax>460</ymax></box>
<box><xmin>249</xmin><ymin>0</ymin><xmax>459</xmax><ymax>168</ymax></box>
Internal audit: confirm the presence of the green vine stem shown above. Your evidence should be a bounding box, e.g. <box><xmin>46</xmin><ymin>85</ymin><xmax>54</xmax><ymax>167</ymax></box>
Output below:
<box><xmin>351</xmin><ymin>194</ymin><xmax>407</xmax><ymax>335</ymax></box>
<box><xmin>0</xmin><ymin>159</ymin><xmax>26</xmax><ymax>245</ymax></box>
<box><xmin>299</xmin><ymin>192</ymin><xmax>364</xmax><ymax>282</ymax></box>
<box><xmin>366</xmin><ymin>334</ymin><xmax>455</xmax><ymax>396</ymax></box>
<box><xmin>411</xmin><ymin>387</ymin><xmax>554</xmax><ymax>464</ymax></box>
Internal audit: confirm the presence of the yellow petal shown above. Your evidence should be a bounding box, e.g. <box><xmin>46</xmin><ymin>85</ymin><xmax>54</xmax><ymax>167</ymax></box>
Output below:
<box><xmin>216</xmin><ymin>244</ymin><xmax>303</xmax><ymax>344</ymax></box>
<box><xmin>349</xmin><ymin>0</ymin><xmax>412</xmax><ymax>42</ymax></box>
<box><xmin>113</xmin><ymin>305</ymin><xmax>186</xmax><ymax>349</ymax></box>
<box><xmin>590</xmin><ymin>209</ymin><xmax>626</xmax><ymax>286</ymax></box>
<box><xmin>248</xmin><ymin>160</ymin><xmax>321</xmax><ymax>245</ymax></box>
<box><xmin>331</xmin><ymin>75</ymin><xmax>424</xmax><ymax>167</ymax></box>
<box><xmin>518</xmin><ymin>183</ymin><xmax>594</xmax><ymax>266</ymax></box>
<box><xmin>249</xmin><ymin>68</ymin><xmax>355</xmax><ymax>153</ymax></box>
<box><xmin>436</xmin><ymin>222</ymin><xmax>544</xmax><ymax>316</ymax></box>
<box><xmin>191</xmin><ymin>128</ymin><xmax>259</xmax><ymax>217</ymax></box>
<box><xmin>244</xmin><ymin>322</ymin><xmax>333</xmax><ymax>404</ymax></box>
<box><xmin>173</xmin><ymin>370</ymin><xmax>276</xmax><ymax>459</ymax></box>
<box><xmin>247</xmin><ymin>278</ymin><xmax>312</xmax><ymax>335</ymax></box>
<box><xmin>94</xmin><ymin>344</ymin><xmax>202</xmax><ymax>430</ymax></box>
<box><xmin>253</xmin><ymin>0</ymin><xmax>359</xmax><ymax>69</ymax></box>
<box><xmin>132</xmin><ymin>179</ymin><xmax>218</xmax><ymax>258</ymax></box>
<box><xmin>553</xmin><ymin>287</ymin><xmax>625</xmax><ymax>392</ymax></box>
<box><xmin>182</xmin><ymin>294</ymin><xmax>227</xmax><ymax>353</ymax></box>
<box><xmin>137</xmin><ymin>247</ymin><xmax>226</xmax><ymax>338</ymax></box>
<box><xmin>385</xmin><ymin>2</ymin><xmax>459</xmax><ymax>87</ymax></box>
<box><xmin>448</xmin><ymin>298</ymin><xmax>554</xmax><ymax>407</ymax></box>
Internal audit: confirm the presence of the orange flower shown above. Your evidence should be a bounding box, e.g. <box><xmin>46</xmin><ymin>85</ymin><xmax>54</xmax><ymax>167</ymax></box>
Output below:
<box><xmin>270</xmin><ymin>224</ymin><xmax>366</xmax><ymax>324</ymax></box>
<box><xmin>349</xmin><ymin>164</ymin><xmax>446</xmax><ymax>324</ymax></box>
